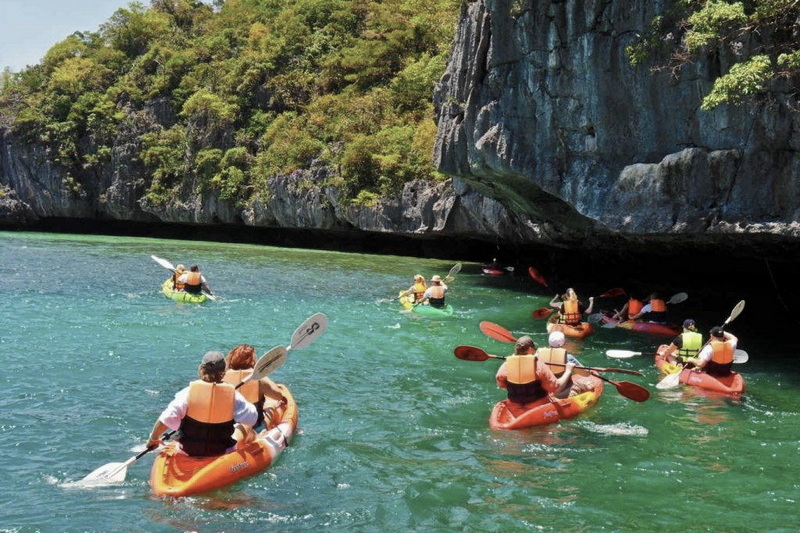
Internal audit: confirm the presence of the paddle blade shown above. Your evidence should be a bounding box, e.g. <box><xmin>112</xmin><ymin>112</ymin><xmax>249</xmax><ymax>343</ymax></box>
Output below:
<box><xmin>532</xmin><ymin>308</ymin><xmax>553</xmax><ymax>320</ymax></box>
<box><xmin>734</xmin><ymin>349</ymin><xmax>749</xmax><ymax>363</ymax></box>
<box><xmin>289</xmin><ymin>313</ymin><xmax>327</xmax><ymax>351</ymax></box>
<box><xmin>454</xmin><ymin>345</ymin><xmax>491</xmax><ymax>361</ymax></box>
<box><xmin>78</xmin><ymin>462</ymin><xmax>128</xmax><ymax>485</ymax></box>
<box><xmin>527</xmin><ymin>266</ymin><xmax>548</xmax><ymax>287</ymax></box>
<box><xmin>606</xmin><ymin>350</ymin><xmax>642</xmax><ymax>359</ymax></box>
<box><xmin>725</xmin><ymin>300</ymin><xmax>746</xmax><ymax>325</ymax></box>
<box><xmin>251</xmin><ymin>346</ymin><xmax>288</xmax><ymax>380</ymax></box>
<box><xmin>667</xmin><ymin>292</ymin><xmax>688</xmax><ymax>305</ymax></box>
<box><xmin>599</xmin><ymin>288</ymin><xmax>626</xmax><ymax>298</ymax></box>
<box><xmin>587</xmin><ymin>313</ymin><xmax>605</xmax><ymax>325</ymax></box>
<box><xmin>615</xmin><ymin>381</ymin><xmax>651</xmax><ymax>402</ymax></box>
<box><xmin>479</xmin><ymin>321</ymin><xmax>517</xmax><ymax>342</ymax></box>
<box><xmin>656</xmin><ymin>370</ymin><xmax>682</xmax><ymax>390</ymax></box>
<box><xmin>150</xmin><ymin>255</ymin><xmax>175</xmax><ymax>272</ymax></box>
<box><xmin>447</xmin><ymin>263</ymin><xmax>462</xmax><ymax>280</ymax></box>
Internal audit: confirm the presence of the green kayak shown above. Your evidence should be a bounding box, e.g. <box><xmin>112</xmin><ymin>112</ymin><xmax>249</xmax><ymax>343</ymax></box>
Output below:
<box><xmin>161</xmin><ymin>279</ymin><xmax>207</xmax><ymax>304</ymax></box>
<box><xmin>411</xmin><ymin>303</ymin><xmax>454</xmax><ymax>318</ymax></box>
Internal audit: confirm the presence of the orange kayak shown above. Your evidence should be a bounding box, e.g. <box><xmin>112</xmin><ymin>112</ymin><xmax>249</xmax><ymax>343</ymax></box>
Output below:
<box><xmin>655</xmin><ymin>347</ymin><xmax>745</xmax><ymax>395</ymax></box>
<box><xmin>150</xmin><ymin>384</ymin><xmax>297</xmax><ymax>497</ymax></box>
<box><xmin>489</xmin><ymin>374</ymin><xmax>604</xmax><ymax>430</ymax></box>
<box><xmin>546</xmin><ymin>313</ymin><xmax>594</xmax><ymax>339</ymax></box>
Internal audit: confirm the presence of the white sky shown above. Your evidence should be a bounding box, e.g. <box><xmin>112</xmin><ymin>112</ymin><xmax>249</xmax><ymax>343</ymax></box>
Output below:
<box><xmin>0</xmin><ymin>0</ymin><xmax>134</xmax><ymax>71</ymax></box>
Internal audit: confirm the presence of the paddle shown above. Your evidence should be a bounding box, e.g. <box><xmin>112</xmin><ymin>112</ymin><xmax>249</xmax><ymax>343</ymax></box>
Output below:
<box><xmin>479</xmin><ymin>321</ymin><xmax>517</xmax><ymax>343</ymax></box>
<box><xmin>607</xmin><ymin>348</ymin><xmax>748</xmax><ymax>363</ymax></box>
<box><xmin>76</xmin><ymin>313</ymin><xmax>327</xmax><ymax>486</ymax></box>
<box><xmin>656</xmin><ymin>300</ymin><xmax>745</xmax><ymax>390</ymax></box>
<box><xmin>454</xmin><ymin>345</ymin><xmax>643</xmax><ymax>376</ymax></box>
<box><xmin>527</xmin><ymin>266</ymin><xmax>548</xmax><ymax>287</ymax></box>
<box><xmin>443</xmin><ymin>262</ymin><xmax>462</xmax><ymax>284</ymax></box>
<box><xmin>454</xmin><ymin>346</ymin><xmax>650</xmax><ymax>402</ymax></box>
<box><xmin>150</xmin><ymin>254</ymin><xmax>217</xmax><ymax>301</ymax></box>
<box><xmin>532</xmin><ymin>307</ymin><xmax>553</xmax><ymax>319</ymax></box>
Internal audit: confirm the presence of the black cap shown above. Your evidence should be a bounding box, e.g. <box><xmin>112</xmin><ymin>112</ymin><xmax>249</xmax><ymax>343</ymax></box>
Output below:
<box><xmin>682</xmin><ymin>319</ymin><xmax>696</xmax><ymax>329</ymax></box>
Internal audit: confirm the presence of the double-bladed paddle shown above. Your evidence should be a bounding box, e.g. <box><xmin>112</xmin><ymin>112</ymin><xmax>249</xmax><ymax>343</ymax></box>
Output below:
<box><xmin>607</xmin><ymin>348</ymin><xmax>748</xmax><ymax>363</ymax></box>
<box><xmin>74</xmin><ymin>313</ymin><xmax>327</xmax><ymax>487</ymax></box>
<box><xmin>454</xmin><ymin>345</ymin><xmax>650</xmax><ymax>402</ymax></box>
<box><xmin>656</xmin><ymin>300</ymin><xmax>745</xmax><ymax>390</ymax></box>
<box><xmin>151</xmin><ymin>254</ymin><xmax>217</xmax><ymax>301</ymax></box>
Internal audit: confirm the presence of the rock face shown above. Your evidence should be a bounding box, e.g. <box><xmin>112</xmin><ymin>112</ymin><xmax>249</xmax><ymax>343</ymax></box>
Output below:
<box><xmin>2</xmin><ymin>0</ymin><xmax>800</xmax><ymax>264</ymax></box>
<box><xmin>433</xmin><ymin>0</ymin><xmax>800</xmax><ymax>257</ymax></box>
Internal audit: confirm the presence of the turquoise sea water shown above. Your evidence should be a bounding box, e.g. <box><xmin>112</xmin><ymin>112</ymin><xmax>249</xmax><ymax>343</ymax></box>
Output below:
<box><xmin>2</xmin><ymin>231</ymin><xmax>799</xmax><ymax>533</ymax></box>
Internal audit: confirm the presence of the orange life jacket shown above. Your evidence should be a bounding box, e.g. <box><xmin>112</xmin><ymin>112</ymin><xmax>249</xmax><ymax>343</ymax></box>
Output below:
<box><xmin>649</xmin><ymin>299</ymin><xmax>667</xmax><ymax>312</ymax></box>
<box><xmin>504</xmin><ymin>355</ymin><xmax>546</xmax><ymax>403</ymax></box>
<box><xmin>223</xmin><ymin>369</ymin><xmax>265</xmax><ymax>428</ymax></box>
<box><xmin>710</xmin><ymin>340</ymin><xmax>734</xmax><ymax>364</ymax></box>
<box><xmin>535</xmin><ymin>347</ymin><xmax>567</xmax><ymax>377</ymax></box>
<box><xmin>183</xmin><ymin>271</ymin><xmax>202</xmax><ymax>294</ymax></box>
<box><xmin>627</xmin><ymin>298</ymin><xmax>644</xmax><ymax>317</ymax></box>
<box><xmin>179</xmin><ymin>381</ymin><xmax>236</xmax><ymax>456</ymax></box>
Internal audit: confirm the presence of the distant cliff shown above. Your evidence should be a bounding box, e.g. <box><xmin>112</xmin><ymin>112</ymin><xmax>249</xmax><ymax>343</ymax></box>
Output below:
<box><xmin>2</xmin><ymin>0</ymin><xmax>800</xmax><ymax>263</ymax></box>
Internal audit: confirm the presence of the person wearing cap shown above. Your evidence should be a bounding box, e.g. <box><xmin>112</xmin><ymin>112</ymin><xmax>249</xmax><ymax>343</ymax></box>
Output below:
<box><xmin>400</xmin><ymin>274</ymin><xmax>427</xmax><ymax>304</ymax></box>
<box><xmin>223</xmin><ymin>344</ymin><xmax>287</xmax><ymax>429</ymax></box>
<box><xmin>171</xmin><ymin>264</ymin><xmax>187</xmax><ymax>290</ymax></box>
<box><xmin>146</xmin><ymin>351</ymin><xmax>257</xmax><ymax>456</ymax></box>
<box><xmin>686</xmin><ymin>327</ymin><xmax>738</xmax><ymax>377</ymax></box>
<box><xmin>536</xmin><ymin>331</ymin><xmax>592</xmax><ymax>397</ymax></box>
<box><xmin>495</xmin><ymin>335</ymin><xmax>576</xmax><ymax>415</ymax></box>
<box><xmin>177</xmin><ymin>264</ymin><xmax>213</xmax><ymax>296</ymax></box>
<box><xmin>421</xmin><ymin>275</ymin><xmax>448</xmax><ymax>308</ymax></box>
<box><xmin>549</xmin><ymin>288</ymin><xmax>594</xmax><ymax>326</ymax></box>
<box><xmin>660</xmin><ymin>319</ymin><xmax>703</xmax><ymax>365</ymax></box>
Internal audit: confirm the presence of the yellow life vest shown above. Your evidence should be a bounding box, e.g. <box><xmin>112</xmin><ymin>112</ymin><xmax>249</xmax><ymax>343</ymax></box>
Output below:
<box><xmin>562</xmin><ymin>300</ymin><xmax>581</xmax><ymax>325</ymax></box>
<box><xmin>505</xmin><ymin>354</ymin><xmax>537</xmax><ymax>384</ymax></box>
<box><xmin>223</xmin><ymin>369</ymin><xmax>259</xmax><ymax>403</ymax></box>
<box><xmin>678</xmin><ymin>331</ymin><xmax>703</xmax><ymax>359</ymax></box>
<box><xmin>413</xmin><ymin>282</ymin><xmax>427</xmax><ymax>300</ymax></box>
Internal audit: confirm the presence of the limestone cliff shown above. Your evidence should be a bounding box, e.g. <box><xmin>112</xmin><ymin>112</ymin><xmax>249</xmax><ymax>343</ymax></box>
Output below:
<box><xmin>433</xmin><ymin>0</ymin><xmax>800</xmax><ymax>258</ymax></box>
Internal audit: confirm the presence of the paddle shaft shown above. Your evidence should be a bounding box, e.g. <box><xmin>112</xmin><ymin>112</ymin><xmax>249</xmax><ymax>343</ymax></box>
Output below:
<box><xmin>458</xmin><ymin>348</ymin><xmax>642</xmax><ymax>375</ymax></box>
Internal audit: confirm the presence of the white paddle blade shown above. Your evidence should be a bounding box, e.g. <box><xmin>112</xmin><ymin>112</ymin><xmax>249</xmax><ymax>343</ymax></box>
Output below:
<box><xmin>668</xmin><ymin>292</ymin><xmax>688</xmax><ymax>305</ymax></box>
<box><xmin>734</xmin><ymin>349</ymin><xmax>749</xmax><ymax>363</ymax></box>
<box><xmin>251</xmin><ymin>346</ymin><xmax>288</xmax><ymax>380</ymax></box>
<box><xmin>606</xmin><ymin>350</ymin><xmax>642</xmax><ymax>359</ymax></box>
<box><xmin>725</xmin><ymin>300</ymin><xmax>746</xmax><ymax>325</ymax></box>
<box><xmin>78</xmin><ymin>462</ymin><xmax>128</xmax><ymax>485</ymax></box>
<box><xmin>150</xmin><ymin>255</ymin><xmax>176</xmax><ymax>272</ymax></box>
<box><xmin>656</xmin><ymin>371</ymin><xmax>682</xmax><ymax>390</ymax></box>
<box><xmin>288</xmin><ymin>313</ymin><xmax>327</xmax><ymax>351</ymax></box>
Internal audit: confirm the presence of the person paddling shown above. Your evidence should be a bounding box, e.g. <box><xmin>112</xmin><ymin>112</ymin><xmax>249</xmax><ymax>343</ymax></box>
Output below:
<box><xmin>550</xmin><ymin>288</ymin><xmax>594</xmax><ymax>326</ymax></box>
<box><xmin>146</xmin><ymin>351</ymin><xmax>257</xmax><ymax>456</ymax></box>
<box><xmin>223</xmin><ymin>345</ymin><xmax>287</xmax><ymax>429</ymax></box>
<box><xmin>536</xmin><ymin>331</ymin><xmax>594</xmax><ymax>397</ymax></box>
<box><xmin>421</xmin><ymin>275</ymin><xmax>447</xmax><ymax>308</ymax></box>
<box><xmin>629</xmin><ymin>292</ymin><xmax>667</xmax><ymax>323</ymax></box>
<box><xmin>178</xmin><ymin>264</ymin><xmax>213</xmax><ymax>296</ymax></box>
<box><xmin>171</xmin><ymin>264</ymin><xmax>186</xmax><ymax>290</ymax></box>
<box><xmin>495</xmin><ymin>336</ymin><xmax>576</xmax><ymax>416</ymax></box>
<box><xmin>400</xmin><ymin>274</ymin><xmax>427</xmax><ymax>304</ymax></box>
<box><xmin>686</xmin><ymin>327</ymin><xmax>738</xmax><ymax>377</ymax></box>
<box><xmin>660</xmin><ymin>319</ymin><xmax>703</xmax><ymax>365</ymax></box>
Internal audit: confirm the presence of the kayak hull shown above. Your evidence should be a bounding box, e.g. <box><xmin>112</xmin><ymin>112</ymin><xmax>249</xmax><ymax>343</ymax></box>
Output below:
<box><xmin>149</xmin><ymin>385</ymin><xmax>297</xmax><ymax>497</ymax></box>
<box><xmin>161</xmin><ymin>279</ymin><xmax>207</xmax><ymax>304</ymax></box>
<box><xmin>655</xmin><ymin>347</ymin><xmax>745</xmax><ymax>395</ymax></box>
<box><xmin>410</xmin><ymin>303</ymin><xmax>454</xmax><ymax>317</ymax></box>
<box><xmin>546</xmin><ymin>314</ymin><xmax>594</xmax><ymax>339</ymax></box>
<box><xmin>489</xmin><ymin>374</ymin><xmax>604</xmax><ymax>430</ymax></box>
<box><xmin>603</xmin><ymin>315</ymin><xmax>679</xmax><ymax>337</ymax></box>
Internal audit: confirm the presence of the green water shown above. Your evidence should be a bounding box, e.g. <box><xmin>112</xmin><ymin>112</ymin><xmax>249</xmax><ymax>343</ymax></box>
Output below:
<box><xmin>1</xmin><ymin>231</ymin><xmax>798</xmax><ymax>533</ymax></box>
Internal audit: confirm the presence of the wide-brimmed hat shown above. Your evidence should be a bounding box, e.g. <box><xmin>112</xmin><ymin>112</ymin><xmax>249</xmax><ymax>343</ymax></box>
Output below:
<box><xmin>430</xmin><ymin>275</ymin><xmax>442</xmax><ymax>282</ymax></box>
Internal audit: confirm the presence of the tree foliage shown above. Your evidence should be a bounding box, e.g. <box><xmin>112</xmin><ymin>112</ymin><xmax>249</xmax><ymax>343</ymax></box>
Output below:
<box><xmin>626</xmin><ymin>0</ymin><xmax>800</xmax><ymax>110</ymax></box>
<box><xmin>0</xmin><ymin>0</ymin><xmax>459</xmax><ymax>205</ymax></box>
